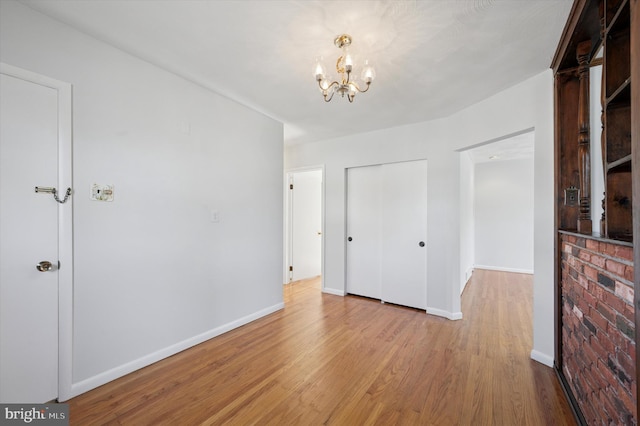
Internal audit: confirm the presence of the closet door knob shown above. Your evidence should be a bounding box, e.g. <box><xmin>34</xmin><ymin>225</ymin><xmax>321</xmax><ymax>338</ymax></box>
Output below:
<box><xmin>419</xmin><ymin>241</ymin><xmax>425</xmax><ymax>247</ymax></box>
<box><xmin>348</xmin><ymin>237</ymin><xmax>353</xmax><ymax>242</ymax></box>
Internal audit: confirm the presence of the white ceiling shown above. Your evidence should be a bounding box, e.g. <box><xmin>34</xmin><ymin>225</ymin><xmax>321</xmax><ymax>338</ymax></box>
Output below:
<box><xmin>20</xmin><ymin>0</ymin><xmax>573</xmax><ymax>146</ymax></box>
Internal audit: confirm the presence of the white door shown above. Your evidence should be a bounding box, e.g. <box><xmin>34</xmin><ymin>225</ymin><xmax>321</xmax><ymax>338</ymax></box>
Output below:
<box><xmin>346</xmin><ymin>165</ymin><xmax>382</xmax><ymax>299</ymax></box>
<box><xmin>380</xmin><ymin>160</ymin><xmax>427</xmax><ymax>309</ymax></box>
<box><xmin>290</xmin><ymin>170</ymin><xmax>322</xmax><ymax>281</ymax></box>
<box><xmin>346</xmin><ymin>160</ymin><xmax>427</xmax><ymax>309</ymax></box>
<box><xmin>0</xmin><ymin>68</ymin><xmax>70</xmax><ymax>403</ymax></box>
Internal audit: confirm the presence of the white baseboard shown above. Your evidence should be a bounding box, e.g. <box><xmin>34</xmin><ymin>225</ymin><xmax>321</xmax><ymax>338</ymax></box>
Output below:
<box><xmin>530</xmin><ymin>349</ymin><xmax>554</xmax><ymax>368</ymax></box>
<box><xmin>474</xmin><ymin>265</ymin><xmax>534</xmax><ymax>275</ymax></box>
<box><xmin>322</xmin><ymin>287</ymin><xmax>345</xmax><ymax>296</ymax></box>
<box><xmin>427</xmin><ymin>307</ymin><xmax>463</xmax><ymax>321</ymax></box>
<box><xmin>65</xmin><ymin>302</ymin><xmax>285</xmax><ymax>400</ymax></box>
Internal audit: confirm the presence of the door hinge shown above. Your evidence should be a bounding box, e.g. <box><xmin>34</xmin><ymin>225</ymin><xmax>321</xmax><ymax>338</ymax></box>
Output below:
<box><xmin>289</xmin><ymin>184</ymin><xmax>293</xmax><ymax>190</ymax></box>
<box><xmin>289</xmin><ymin>265</ymin><xmax>293</xmax><ymax>272</ymax></box>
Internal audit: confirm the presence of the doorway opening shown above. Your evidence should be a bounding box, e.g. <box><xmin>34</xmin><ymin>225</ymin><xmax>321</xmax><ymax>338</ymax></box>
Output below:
<box><xmin>284</xmin><ymin>166</ymin><xmax>324</xmax><ymax>291</ymax></box>
<box><xmin>458</xmin><ymin>129</ymin><xmax>536</xmax><ymax>337</ymax></box>
<box><xmin>459</xmin><ymin>129</ymin><xmax>535</xmax><ymax>291</ymax></box>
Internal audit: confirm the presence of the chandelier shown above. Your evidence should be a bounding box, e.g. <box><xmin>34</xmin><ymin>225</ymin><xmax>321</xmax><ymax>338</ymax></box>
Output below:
<box><xmin>314</xmin><ymin>34</ymin><xmax>376</xmax><ymax>103</ymax></box>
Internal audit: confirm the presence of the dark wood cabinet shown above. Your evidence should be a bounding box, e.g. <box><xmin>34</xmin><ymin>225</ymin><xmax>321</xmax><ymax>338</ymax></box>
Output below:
<box><xmin>553</xmin><ymin>0</ymin><xmax>638</xmax><ymax>423</ymax></box>
<box><xmin>603</xmin><ymin>0</ymin><xmax>633</xmax><ymax>239</ymax></box>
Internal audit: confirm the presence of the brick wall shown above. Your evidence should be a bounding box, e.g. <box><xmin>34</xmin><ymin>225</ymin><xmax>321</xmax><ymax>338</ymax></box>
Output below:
<box><xmin>561</xmin><ymin>232</ymin><xmax>635</xmax><ymax>425</ymax></box>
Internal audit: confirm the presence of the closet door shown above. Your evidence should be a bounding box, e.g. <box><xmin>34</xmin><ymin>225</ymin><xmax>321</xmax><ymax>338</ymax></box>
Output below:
<box><xmin>380</xmin><ymin>160</ymin><xmax>427</xmax><ymax>309</ymax></box>
<box><xmin>346</xmin><ymin>160</ymin><xmax>427</xmax><ymax>309</ymax></box>
<box><xmin>346</xmin><ymin>165</ymin><xmax>382</xmax><ymax>299</ymax></box>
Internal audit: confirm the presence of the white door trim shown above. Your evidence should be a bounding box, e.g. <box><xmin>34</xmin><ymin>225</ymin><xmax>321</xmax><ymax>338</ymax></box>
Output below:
<box><xmin>283</xmin><ymin>165</ymin><xmax>325</xmax><ymax>289</ymax></box>
<box><xmin>0</xmin><ymin>63</ymin><xmax>73</xmax><ymax>401</ymax></box>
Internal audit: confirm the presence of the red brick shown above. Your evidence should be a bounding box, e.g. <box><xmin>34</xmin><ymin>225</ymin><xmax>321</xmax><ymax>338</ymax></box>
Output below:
<box><xmin>596</xmin><ymin>333</ymin><xmax>615</xmax><ymax>353</ymax></box>
<box><xmin>564</xmin><ymin>235</ymin><xmax>577</xmax><ymax>244</ymax></box>
<box><xmin>617</xmin><ymin>352</ymin><xmax>635</xmax><ymax>384</ymax></box>
<box><xmin>620</xmin><ymin>305</ymin><xmax>635</xmax><ymax>321</ymax></box>
<box><xmin>600</xmin><ymin>390</ymin><xmax>620</xmax><ymax>420</ymax></box>
<box><xmin>617</xmin><ymin>388</ymin><xmax>636</xmax><ymax>421</ymax></box>
<box><xmin>590</xmin><ymin>335</ymin><xmax>608</xmax><ymax>360</ymax></box>
<box><xmin>577</xmin><ymin>298</ymin><xmax>592</xmax><ymax>319</ymax></box>
<box><xmin>615</xmin><ymin>245</ymin><xmax>634</xmax><ymax>262</ymax></box>
<box><xmin>596</xmin><ymin>301</ymin><xmax>616</xmax><ymax>323</ymax></box>
<box><xmin>611</xmin><ymin>327</ymin><xmax>633</xmax><ymax>349</ymax></box>
<box><xmin>579</xmin><ymin>250</ymin><xmax>592</xmax><ymax>262</ymax></box>
<box><xmin>601</xmin><ymin>242</ymin><xmax>617</xmax><ymax>257</ymax></box>
<box><xmin>615</xmin><ymin>281</ymin><xmax>634</xmax><ymax>305</ymax></box>
<box><xmin>603</xmin><ymin>291</ymin><xmax>626</xmax><ymax>316</ymax></box>
<box><xmin>598</xmin><ymin>359</ymin><xmax>618</xmax><ymax>391</ymax></box>
<box><xmin>591</xmin><ymin>254</ymin><xmax>607</xmax><ymax>268</ymax></box>
<box><xmin>578</xmin><ymin>274</ymin><xmax>589</xmax><ymax>290</ymax></box>
<box><xmin>582</xmin><ymin>288</ymin><xmax>597</xmax><ymax>307</ymax></box>
<box><xmin>605</xmin><ymin>259</ymin><xmax>626</xmax><ymax>277</ymax></box>
<box><xmin>624</xmin><ymin>265</ymin><xmax>634</xmax><ymax>282</ymax></box>
<box><xmin>586</xmin><ymin>239</ymin><xmax>600</xmax><ymax>250</ymax></box>
<box><xmin>592</xmin><ymin>368</ymin><xmax>611</xmax><ymax>393</ymax></box>
<box><xmin>589</xmin><ymin>310</ymin><xmax>610</xmax><ymax>333</ymax></box>
<box><xmin>584</xmin><ymin>265</ymin><xmax>598</xmax><ymax>280</ymax></box>
<box><xmin>594</xmin><ymin>284</ymin><xmax>605</xmax><ymax>300</ymax></box>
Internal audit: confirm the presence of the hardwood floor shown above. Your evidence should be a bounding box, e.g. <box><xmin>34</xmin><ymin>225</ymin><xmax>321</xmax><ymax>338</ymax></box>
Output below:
<box><xmin>67</xmin><ymin>270</ymin><xmax>576</xmax><ymax>425</ymax></box>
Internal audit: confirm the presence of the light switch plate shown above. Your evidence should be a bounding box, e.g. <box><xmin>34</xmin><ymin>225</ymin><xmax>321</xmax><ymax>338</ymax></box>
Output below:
<box><xmin>91</xmin><ymin>184</ymin><xmax>114</xmax><ymax>202</ymax></box>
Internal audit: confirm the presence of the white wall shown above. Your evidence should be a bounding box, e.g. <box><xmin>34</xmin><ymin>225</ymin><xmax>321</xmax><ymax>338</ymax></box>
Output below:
<box><xmin>590</xmin><ymin>65</ymin><xmax>605</xmax><ymax>229</ymax></box>
<box><xmin>1</xmin><ymin>0</ymin><xmax>284</xmax><ymax>398</ymax></box>
<box><xmin>459</xmin><ymin>151</ymin><xmax>475</xmax><ymax>293</ymax></box>
<box><xmin>285</xmin><ymin>121</ymin><xmax>462</xmax><ymax>319</ymax></box>
<box><xmin>285</xmin><ymin>70</ymin><xmax>556</xmax><ymax>366</ymax></box>
<box><xmin>474</xmin><ymin>158</ymin><xmax>534</xmax><ymax>273</ymax></box>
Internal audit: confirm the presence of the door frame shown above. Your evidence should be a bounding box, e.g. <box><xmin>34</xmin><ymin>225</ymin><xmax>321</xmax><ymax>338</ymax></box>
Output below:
<box><xmin>1</xmin><ymin>63</ymin><xmax>73</xmax><ymax>401</ymax></box>
<box><xmin>283</xmin><ymin>165</ymin><xmax>325</xmax><ymax>289</ymax></box>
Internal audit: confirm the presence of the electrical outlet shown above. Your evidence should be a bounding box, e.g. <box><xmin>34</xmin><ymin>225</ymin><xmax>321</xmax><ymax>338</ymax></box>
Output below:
<box><xmin>91</xmin><ymin>184</ymin><xmax>114</xmax><ymax>202</ymax></box>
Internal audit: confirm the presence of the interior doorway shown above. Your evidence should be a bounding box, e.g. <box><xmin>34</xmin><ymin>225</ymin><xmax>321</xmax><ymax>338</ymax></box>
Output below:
<box><xmin>284</xmin><ymin>167</ymin><xmax>324</xmax><ymax>286</ymax></box>
<box><xmin>459</xmin><ymin>129</ymin><xmax>535</xmax><ymax>284</ymax></box>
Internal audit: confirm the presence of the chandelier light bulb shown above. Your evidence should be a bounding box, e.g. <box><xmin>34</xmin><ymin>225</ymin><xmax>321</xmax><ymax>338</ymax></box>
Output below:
<box><xmin>314</xmin><ymin>59</ymin><xmax>326</xmax><ymax>81</ymax></box>
<box><xmin>361</xmin><ymin>60</ymin><xmax>376</xmax><ymax>84</ymax></box>
<box><xmin>343</xmin><ymin>50</ymin><xmax>354</xmax><ymax>73</ymax></box>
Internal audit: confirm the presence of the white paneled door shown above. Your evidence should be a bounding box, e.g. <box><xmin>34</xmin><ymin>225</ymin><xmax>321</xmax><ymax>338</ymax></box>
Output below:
<box><xmin>0</xmin><ymin>68</ymin><xmax>70</xmax><ymax>403</ymax></box>
<box><xmin>346</xmin><ymin>160</ymin><xmax>427</xmax><ymax>309</ymax></box>
<box><xmin>346</xmin><ymin>165</ymin><xmax>383</xmax><ymax>299</ymax></box>
<box><xmin>290</xmin><ymin>170</ymin><xmax>322</xmax><ymax>281</ymax></box>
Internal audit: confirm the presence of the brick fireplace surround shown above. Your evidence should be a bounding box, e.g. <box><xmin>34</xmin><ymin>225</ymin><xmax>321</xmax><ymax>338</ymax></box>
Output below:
<box><xmin>560</xmin><ymin>232</ymin><xmax>635</xmax><ymax>424</ymax></box>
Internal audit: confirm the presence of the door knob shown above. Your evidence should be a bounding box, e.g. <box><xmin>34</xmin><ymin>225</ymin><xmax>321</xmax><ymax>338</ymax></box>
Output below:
<box><xmin>36</xmin><ymin>261</ymin><xmax>52</xmax><ymax>272</ymax></box>
<box><xmin>348</xmin><ymin>237</ymin><xmax>353</xmax><ymax>242</ymax></box>
<box><xmin>419</xmin><ymin>241</ymin><xmax>425</xmax><ymax>247</ymax></box>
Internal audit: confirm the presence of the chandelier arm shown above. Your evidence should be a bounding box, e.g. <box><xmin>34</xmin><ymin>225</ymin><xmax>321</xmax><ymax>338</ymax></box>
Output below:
<box><xmin>350</xmin><ymin>82</ymin><xmax>371</xmax><ymax>93</ymax></box>
<box><xmin>325</xmin><ymin>81</ymin><xmax>340</xmax><ymax>91</ymax></box>
<box><xmin>324</xmin><ymin>90</ymin><xmax>335</xmax><ymax>102</ymax></box>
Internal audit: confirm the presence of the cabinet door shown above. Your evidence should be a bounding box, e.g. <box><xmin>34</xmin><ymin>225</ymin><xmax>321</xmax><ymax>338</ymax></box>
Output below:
<box><xmin>346</xmin><ymin>165</ymin><xmax>382</xmax><ymax>299</ymax></box>
<box><xmin>346</xmin><ymin>160</ymin><xmax>428</xmax><ymax>309</ymax></box>
<box><xmin>380</xmin><ymin>160</ymin><xmax>428</xmax><ymax>310</ymax></box>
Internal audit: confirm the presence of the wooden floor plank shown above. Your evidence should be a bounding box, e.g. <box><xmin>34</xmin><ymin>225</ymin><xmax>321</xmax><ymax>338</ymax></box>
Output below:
<box><xmin>66</xmin><ymin>270</ymin><xmax>576</xmax><ymax>425</ymax></box>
